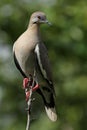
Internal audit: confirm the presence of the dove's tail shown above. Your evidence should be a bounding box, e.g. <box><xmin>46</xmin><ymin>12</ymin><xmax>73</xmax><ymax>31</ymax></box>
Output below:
<box><xmin>37</xmin><ymin>88</ymin><xmax>57</xmax><ymax>122</ymax></box>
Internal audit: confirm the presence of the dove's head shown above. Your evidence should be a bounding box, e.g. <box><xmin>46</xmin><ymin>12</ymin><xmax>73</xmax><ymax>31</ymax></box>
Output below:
<box><xmin>29</xmin><ymin>11</ymin><xmax>51</xmax><ymax>26</ymax></box>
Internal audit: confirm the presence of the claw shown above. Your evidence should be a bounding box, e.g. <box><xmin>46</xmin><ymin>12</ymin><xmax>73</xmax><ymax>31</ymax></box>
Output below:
<box><xmin>26</xmin><ymin>91</ymin><xmax>30</xmax><ymax>101</ymax></box>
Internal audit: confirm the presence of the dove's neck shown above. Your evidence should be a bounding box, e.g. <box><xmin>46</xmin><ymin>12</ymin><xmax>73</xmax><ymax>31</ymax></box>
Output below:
<box><xmin>28</xmin><ymin>24</ymin><xmax>41</xmax><ymax>40</ymax></box>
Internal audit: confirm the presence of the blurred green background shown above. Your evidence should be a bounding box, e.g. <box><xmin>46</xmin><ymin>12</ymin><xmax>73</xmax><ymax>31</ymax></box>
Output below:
<box><xmin>0</xmin><ymin>0</ymin><xmax>87</xmax><ymax>130</ymax></box>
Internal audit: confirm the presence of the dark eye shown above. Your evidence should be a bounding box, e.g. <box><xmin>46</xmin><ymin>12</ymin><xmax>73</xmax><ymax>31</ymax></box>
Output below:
<box><xmin>38</xmin><ymin>16</ymin><xmax>41</xmax><ymax>19</ymax></box>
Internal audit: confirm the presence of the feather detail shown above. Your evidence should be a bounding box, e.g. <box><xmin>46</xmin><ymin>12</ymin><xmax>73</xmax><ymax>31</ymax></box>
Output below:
<box><xmin>35</xmin><ymin>44</ymin><xmax>47</xmax><ymax>79</ymax></box>
<box><xmin>45</xmin><ymin>107</ymin><xmax>57</xmax><ymax>122</ymax></box>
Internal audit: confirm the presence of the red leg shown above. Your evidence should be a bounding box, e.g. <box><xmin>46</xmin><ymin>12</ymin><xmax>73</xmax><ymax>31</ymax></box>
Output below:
<box><xmin>25</xmin><ymin>84</ymin><xmax>39</xmax><ymax>101</ymax></box>
<box><xmin>32</xmin><ymin>84</ymin><xmax>39</xmax><ymax>91</ymax></box>
<box><xmin>23</xmin><ymin>77</ymin><xmax>39</xmax><ymax>101</ymax></box>
<box><xmin>23</xmin><ymin>77</ymin><xmax>33</xmax><ymax>89</ymax></box>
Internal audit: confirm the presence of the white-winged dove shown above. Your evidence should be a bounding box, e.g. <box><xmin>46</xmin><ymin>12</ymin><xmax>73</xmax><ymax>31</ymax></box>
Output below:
<box><xmin>13</xmin><ymin>11</ymin><xmax>57</xmax><ymax>121</ymax></box>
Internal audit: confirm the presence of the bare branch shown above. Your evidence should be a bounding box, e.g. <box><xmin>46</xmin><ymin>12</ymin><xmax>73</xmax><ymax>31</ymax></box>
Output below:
<box><xmin>26</xmin><ymin>86</ymin><xmax>33</xmax><ymax>130</ymax></box>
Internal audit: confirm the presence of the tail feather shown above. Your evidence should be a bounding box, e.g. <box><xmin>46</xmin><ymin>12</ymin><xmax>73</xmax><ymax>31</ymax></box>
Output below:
<box><xmin>37</xmin><ymin>88</ymin><xmax>57</xmax><ymax>121</ymax></box>
<box><xmin>45</xmin><ymin>106</ymin><xmax>57</xmax><ymax>121</ymax></box>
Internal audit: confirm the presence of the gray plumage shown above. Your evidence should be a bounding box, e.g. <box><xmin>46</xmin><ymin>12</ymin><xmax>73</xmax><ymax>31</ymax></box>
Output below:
<box><xmin>13</xmin><ymin>11</ymin><xmax>57</xmax><ymax>121</ymax></box>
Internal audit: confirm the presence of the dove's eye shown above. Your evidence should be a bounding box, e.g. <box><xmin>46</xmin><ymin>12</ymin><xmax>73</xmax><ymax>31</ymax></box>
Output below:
<box><xmin>38</xmin><ymin>16</ymin><xmax>41</xmax><ymax>19</ymax></box>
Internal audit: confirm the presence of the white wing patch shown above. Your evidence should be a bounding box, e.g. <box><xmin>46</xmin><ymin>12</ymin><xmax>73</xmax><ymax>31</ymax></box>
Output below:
<box><xmin>35</xmin><ymin>44</ymin><xmax>47</xmax><ymax>79</ymax></box>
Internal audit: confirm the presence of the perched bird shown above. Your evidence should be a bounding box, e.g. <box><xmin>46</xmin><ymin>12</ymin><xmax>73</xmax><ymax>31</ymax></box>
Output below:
<box><xmin>13</xmin><ymin>11</ymin><xmax>57</xmax><ymax>121</ymax></box>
